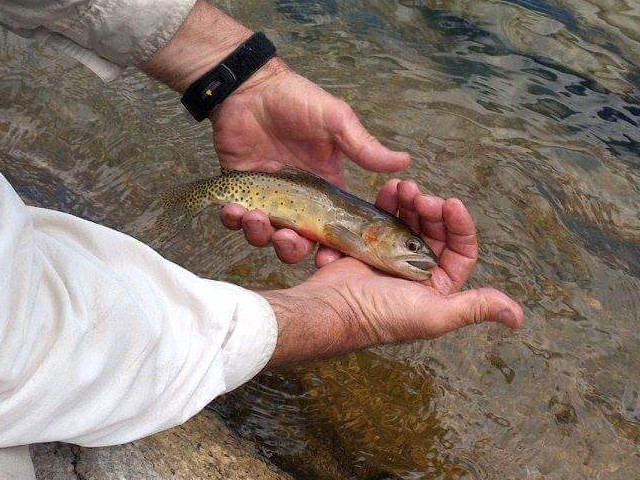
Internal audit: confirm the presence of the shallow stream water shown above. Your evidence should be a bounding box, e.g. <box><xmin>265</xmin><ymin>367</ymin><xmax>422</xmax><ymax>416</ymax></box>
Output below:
<box><xmin>1</xmin><ymin>1</ymin><xmax>639</xmax><ymax>478</ymax></box>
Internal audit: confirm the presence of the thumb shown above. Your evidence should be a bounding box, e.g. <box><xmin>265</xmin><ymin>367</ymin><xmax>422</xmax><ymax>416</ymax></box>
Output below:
<box><xmin>329</xmin><ymin>101</ymin><xmax>411</xmax><ymax>173</ymax></box>
<box><xmin>437</xmin><ymin>288</ymin><xmax>524</xmax><ymax>334</ymax></box>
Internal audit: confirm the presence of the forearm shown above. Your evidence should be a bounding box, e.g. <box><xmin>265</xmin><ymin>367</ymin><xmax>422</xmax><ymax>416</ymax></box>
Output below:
<box><xmin>0</xmin><ymin>0</ymin><xmax>280</xmax><ymax>87</ymax></box>
<box><xmin>141</xmin><ymin>0</ymin><xmax>249</xmax><ymax>91</ymax></box>
<box><xmin>141</xmin><ymin>0</ymin><xmax>285</xmax><ymax>93</ymax></box>
<box><xmin>262</xmin><ymin>287</ymin><xmax>373</xmax><ymax>368</ymax></box>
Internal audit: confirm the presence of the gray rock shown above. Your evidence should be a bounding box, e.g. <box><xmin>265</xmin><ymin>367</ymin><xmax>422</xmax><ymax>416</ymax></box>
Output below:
<box><xmin>31</xmin><ymin>410</ymin><xmax>292</xmax><ymax>480</ymax></box>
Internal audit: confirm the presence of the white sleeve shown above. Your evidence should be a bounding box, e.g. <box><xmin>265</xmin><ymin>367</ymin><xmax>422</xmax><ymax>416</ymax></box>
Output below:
<box><xmin>0</xmin><ymin>0</ymin><xmax>197</xmax><ymax>81</ymax></box>
<box><xmin>0</xmin><ymin>173</ymin><xmax>277</xmax><ymax>448</ymax></box>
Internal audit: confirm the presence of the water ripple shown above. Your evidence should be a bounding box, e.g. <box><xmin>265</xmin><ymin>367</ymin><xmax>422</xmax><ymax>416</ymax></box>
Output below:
<box><xmin>2</xmin><ymin>0</ymin><xmax>640</xmax><ymax>478</ymax></box>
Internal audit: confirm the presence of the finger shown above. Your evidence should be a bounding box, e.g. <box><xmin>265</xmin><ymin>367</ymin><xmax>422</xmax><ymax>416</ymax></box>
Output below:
<box><xmin>272</xmin><ymin>229</ymin><xmax>315</xmax><ymax>264</ymax></box>
<box><xmin>330</xmin><ymin>102</ymin><xmax>411</xmax><ymax>173</ymax></box>
<box><xmin>443</xmin><ymin>198</ymin><xmax>478</xmax><ymax>259</ymax></box>
<box><xmin>414</xmin><ymin>194</ymin><xmax>447</xmax><ymax>243</ymax></box>
<box><xmin>437</xmin><ymin>288</ymin><xmax>524</xmax><ymax>334</ymax></box>
<box><xmin>426</xmin><ymin>267</ymin><xmax>454</xmax><ymax>295</ymax></box>
<box><xmin>220</xmin><ymin>204</ymin><xmax>247</xmax><ymax>230</ymax></box>
<box><xmin>436</xmin><ymin>198</ymin><xmax>479</xmax><ymax>292</ymax></box>
<box><xmin>315</xmin><ymin>246</ymin><xmax>343</xmax><ymax>267</ymax></box>
<box><xmin>241</xmin><ymin>209</ymin><xmax>275</xmax><ymax>247</ymax></box>
<box><xmin>374</xmin><ymin>178</ymin><xmax>401</xmax><ymax>214</ymax></box>
<box><xmin>397</xmin><ymin>180</ymin><xmax>421</xmax><ymax>233</ymax></box>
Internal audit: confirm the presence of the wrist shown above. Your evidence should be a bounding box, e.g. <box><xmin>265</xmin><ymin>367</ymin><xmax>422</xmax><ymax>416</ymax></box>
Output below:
<box><xmin>141</xmin><ymin>0</ymin><xmax>253</xmax><ymax>92</ymax></box>
<box><xmin>261</xmin><ymin>285</ymin><xmax>371</xmax><ymax>368</ymax></box>
<box><xmin>226</xmin><ymin>56</ymin><xmax>290</xmax><ymax>97</ymax></box>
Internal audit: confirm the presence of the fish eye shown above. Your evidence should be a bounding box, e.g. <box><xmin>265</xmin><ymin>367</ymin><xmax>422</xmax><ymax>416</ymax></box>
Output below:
<box><xmin>406</xmin><ymin>237</ymin><xmax>422</xmax><ymax>253</ymax></box>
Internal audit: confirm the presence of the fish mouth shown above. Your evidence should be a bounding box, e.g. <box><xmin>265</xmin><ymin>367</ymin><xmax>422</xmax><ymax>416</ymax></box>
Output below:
<box><xmin>406</xmin><ymin>259</ymin><xmax>437</xmax><ymax>271</ymax></box>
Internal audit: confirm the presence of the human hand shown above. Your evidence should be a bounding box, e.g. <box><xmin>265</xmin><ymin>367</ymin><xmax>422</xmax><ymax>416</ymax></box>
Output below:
<box><xmin>212</xmin><ymin>59</ymin><xmax>410</xmax><ymax>183</ymax></box>
<box><xmin>217</xmin><ymin>58</ymin><xmax>410</xmax><ymax>264</ymax></box>
<box><xmin>142</xmin><ymin>0</ymin><xmax>409</xmax><ymax>263</ymax></box>
<box><xmin>263</xmin><ymin>180</ymin><xmax>523</xmax><ymax>367</ymax></box>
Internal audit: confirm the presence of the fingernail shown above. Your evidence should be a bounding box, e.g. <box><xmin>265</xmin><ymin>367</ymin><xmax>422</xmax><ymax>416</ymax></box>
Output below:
<box><xmin>498</xmin><ymin>309</ymin><xmax>516</xmax><ymax>326</ymax></box>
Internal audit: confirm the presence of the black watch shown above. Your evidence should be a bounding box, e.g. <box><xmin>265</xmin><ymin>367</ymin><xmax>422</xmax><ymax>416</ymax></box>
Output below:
<box><xmin>181</xmin><ymin>32</ymin><xmax>277</xmax><ymax>122</ymax></box>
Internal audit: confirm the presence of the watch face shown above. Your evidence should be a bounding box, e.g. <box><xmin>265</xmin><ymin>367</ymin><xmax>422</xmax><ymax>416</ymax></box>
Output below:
<box><xmin>201</xmin><ymin>65</ymin><xmax>236</xmax><ymax>101</ymax></box>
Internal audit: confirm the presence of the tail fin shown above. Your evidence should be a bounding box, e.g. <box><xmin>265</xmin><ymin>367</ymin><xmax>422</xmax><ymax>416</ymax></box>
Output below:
<box><xmin>152</xmin><ymin>179</ymin><xmax>212</xmax><ymax>245</ymax></box>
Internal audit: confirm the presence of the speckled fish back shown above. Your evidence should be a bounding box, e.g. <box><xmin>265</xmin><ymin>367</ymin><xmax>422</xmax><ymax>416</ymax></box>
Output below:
<box><xmin>212</xmin><ymin>169</ymin><xmax>348</xmax><ymax>237</ymax></box>
<box><xmin>159</xmin><ymin>168</ymin><xmax>347</xmax><ymax>241</ymax></box>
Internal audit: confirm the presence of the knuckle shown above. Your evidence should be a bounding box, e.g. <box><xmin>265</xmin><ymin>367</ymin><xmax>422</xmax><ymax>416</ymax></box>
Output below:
<box><xmin>222</xmin><ymin>215</ymin><xmax>241</xmax><ymax>230</ymax></box>
<box><xmin>339</xmin><ymin>103</ymin><xmax>361</xmax><ymax>129</ymax></box>
<box><xmin>275</xmin><ymin>250</ymin><xmax>297</xmax><ymax>264</ymax></box>
<box><xmin>467</xmin><ymin>290</ymin><xmax>491</xmax><ymax>325</ymax></box>
<box><xmin>386</xmin><ymin>178</ymin><xmax>401</xmax><ymax>189</ymax></box>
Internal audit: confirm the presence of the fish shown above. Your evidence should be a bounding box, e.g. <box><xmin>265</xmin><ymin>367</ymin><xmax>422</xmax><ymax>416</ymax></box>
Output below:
<box><xmin>159</xmin><ymin>168</ymin><xmax>437</xmax><ymax>281</ymax></box>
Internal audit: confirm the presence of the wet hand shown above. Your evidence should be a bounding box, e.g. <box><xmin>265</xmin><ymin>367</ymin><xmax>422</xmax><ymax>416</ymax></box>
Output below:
<box><xmin>215</xmin><ymin>58</ymin><xmax>410</xmax><ymax>263</ymax></box>
<box><xmin>264</xmin><ymin>180</ymin><xmax>523</xmax><ymax>366</ymax></box>
<box><xmin>314</xmin><ymin>179</ymin><xmax>523</xmax><ymax>339</ymax></box>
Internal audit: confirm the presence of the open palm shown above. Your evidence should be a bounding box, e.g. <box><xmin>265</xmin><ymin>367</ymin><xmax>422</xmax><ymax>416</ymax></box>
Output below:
<box><xmin>300</xmin><ymin>179</ymin><xmax>522</xmax><ymax>341</ymax></box>
<box><xmin>212</xmin><ymin>61</ymin><xmax>522</xmax><ymax>335</ymax></box>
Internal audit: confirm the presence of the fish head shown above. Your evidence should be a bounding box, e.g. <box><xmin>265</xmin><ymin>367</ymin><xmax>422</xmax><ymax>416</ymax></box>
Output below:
<box><xmin>362</xmin><ymin>221</ymin><xmax>438</xmax><ymax>281</ymax></box>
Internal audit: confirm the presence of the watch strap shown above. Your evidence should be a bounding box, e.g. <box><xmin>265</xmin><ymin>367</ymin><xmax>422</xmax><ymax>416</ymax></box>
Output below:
<box><xmin>181</xmin><ymin>32</ymin><xmax>276</xmax><ymax>121</ymax></box>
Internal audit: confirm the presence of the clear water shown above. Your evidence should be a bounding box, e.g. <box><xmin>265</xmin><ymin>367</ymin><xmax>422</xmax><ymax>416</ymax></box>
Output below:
<box><xmin>1</xmin><ymin>0</ymin><xmax>639</xmax><ymax>478</ymax></box>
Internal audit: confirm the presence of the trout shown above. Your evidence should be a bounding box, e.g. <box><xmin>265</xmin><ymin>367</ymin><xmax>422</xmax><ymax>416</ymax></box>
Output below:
<box><xmin>161</xmin><ymin>168</ymin><xmax>437</xmax><ymax>281</ymax></box>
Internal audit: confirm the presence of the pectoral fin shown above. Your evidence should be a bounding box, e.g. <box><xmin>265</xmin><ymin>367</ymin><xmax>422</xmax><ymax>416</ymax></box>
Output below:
<box><xmin>323</xmin><ymin>224</ymin><xmax>365</xmax><ymax>254</ymax></box>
